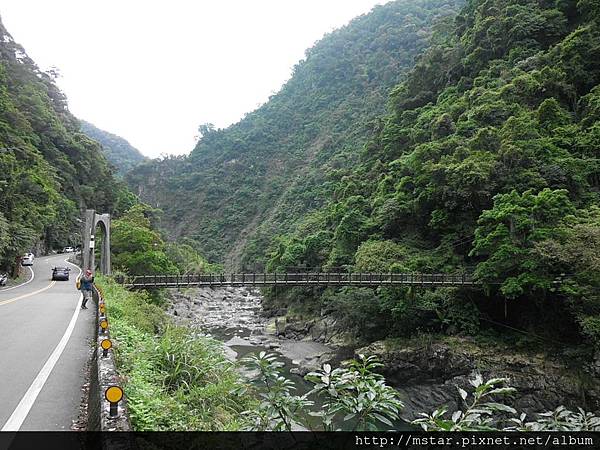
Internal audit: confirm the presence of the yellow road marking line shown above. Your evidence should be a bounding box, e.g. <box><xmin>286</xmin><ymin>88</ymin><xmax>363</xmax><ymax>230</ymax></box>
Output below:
<box><xmin>0</xmin><ymin>281</ymin><xmax>56</xmax><ymax>307</ymax></box>
<box><xmin>1</xmin><ymin>263</ymin><xmax>82</xmax><ymax>431</ymax></box>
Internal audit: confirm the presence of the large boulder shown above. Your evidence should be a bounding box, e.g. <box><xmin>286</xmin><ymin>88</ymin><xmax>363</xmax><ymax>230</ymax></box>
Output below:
<box><xmin>357</xmin><ymin>337</ymin><xmax>600</xmax><ymax>421</ymax></box>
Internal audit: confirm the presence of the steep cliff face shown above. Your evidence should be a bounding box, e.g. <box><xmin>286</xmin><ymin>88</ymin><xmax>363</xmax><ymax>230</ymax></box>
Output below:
<box><xmin>0</xmin><ymin>15</ymin><xmax>130</xmax><ymax>268</ymax></box>
<box><xmin>358</xmin><ymin>338</ymin><xmax>600</xmax><ymax>420</ymax></box>
<box><xmin>80</xmin><ymin>120</ymin><xmax>146</xmax><ymax>176</ymax></box>
<box><xmin>127</xmin><ymin>0</ymin><xmax>464</xmax><ymax>266</ymax></box>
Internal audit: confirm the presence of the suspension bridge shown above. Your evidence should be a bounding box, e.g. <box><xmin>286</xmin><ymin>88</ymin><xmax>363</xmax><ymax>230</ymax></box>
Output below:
<box><xmin>115</xmin><ymin>271</ymin><xmax>479</xmax><ymax>289</ymax></box>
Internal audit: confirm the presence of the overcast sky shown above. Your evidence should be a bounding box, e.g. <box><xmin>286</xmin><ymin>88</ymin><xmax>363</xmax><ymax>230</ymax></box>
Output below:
<box><xmin>0</xmin><ymin>0</ymin><xmax>385</xmax><ymax>157</ymax></box>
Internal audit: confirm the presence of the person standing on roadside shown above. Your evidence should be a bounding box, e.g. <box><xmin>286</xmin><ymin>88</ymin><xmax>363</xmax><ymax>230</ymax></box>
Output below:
<box><xmin>80</xmin><ymin>269</ymin><xmax>94</xmax><ymax>309</ymax></box>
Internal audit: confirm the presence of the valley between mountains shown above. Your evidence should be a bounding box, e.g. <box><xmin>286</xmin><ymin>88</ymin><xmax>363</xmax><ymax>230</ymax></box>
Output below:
<box><xmin>1</xmin><ymin>0</ymin><xmax>599</xmax><ymax>433</ymax></box>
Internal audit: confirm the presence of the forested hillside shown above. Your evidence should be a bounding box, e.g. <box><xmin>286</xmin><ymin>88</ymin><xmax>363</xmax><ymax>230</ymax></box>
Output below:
<box><xmin>128</xmin><ymin>0</ymin><xmax>463</xmax><ymax>266</ymax></box>
<box><xmin>132</xmin><ymin>0</ymin><xmax>599</xmax><ymax>350</ymax></box>
<box><xmin>0</xmin><ymin>15</ymin><xmax>133</xmax><ymax>271</ymax></box>
<box><xmin>268</xmin><ymin>0</ymin><xmax>600</xmax><ymax>348</ymax></box>
<box><xmin>80</xmin><ymin>120</ymin><xmax>146</xmax><ymax>176</ymax></box>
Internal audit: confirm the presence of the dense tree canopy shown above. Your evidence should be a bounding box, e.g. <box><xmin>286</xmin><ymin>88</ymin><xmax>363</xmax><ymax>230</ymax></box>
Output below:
<box><xmin>0</xmin><ymin>16</ymin><xmax>132</xmax><ymax>271</ymax></box>
<box><xmin>80</xmin><ymin>120</ymin><xmax>146</xmax><ymax>176</ymax></box>
<box><xmin>111</xmin><ymin>204</ymin><xmax>217</xmax><ymax>276</ymax></box>
<box><xmin>128</xmin><ymin>0</ymin><xmax>464</xmax><ymax>266</ymax></box>
<box><xmin>129</xmin><ymin>0</ymin><xmax>600</xmax><ymax>350</ymax></box>
<box><xmin>266</xmin><ymin>0</ymin><xmax>600</xmax><ymax>347</ymax></box>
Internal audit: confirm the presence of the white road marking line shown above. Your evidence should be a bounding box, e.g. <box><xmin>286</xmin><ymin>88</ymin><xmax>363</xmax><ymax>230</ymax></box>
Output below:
<box><xmin>1</xmin><ymin>264</ymin><xmax>83</xmax><ymax>431</ymax></box>
<box><xmin>0</xmin><ymin>281</ymin><xmax>56</xmax><ymax>307</ymax></box>
<box><xmin>0</xmin><ymin>266</ymin><xmax>34</xmax><ymax>292</ymax></box>
<box><xmin>64</xmin><ymin>258</ymin><xmax>80</xmax><ymax>271</ymax></box>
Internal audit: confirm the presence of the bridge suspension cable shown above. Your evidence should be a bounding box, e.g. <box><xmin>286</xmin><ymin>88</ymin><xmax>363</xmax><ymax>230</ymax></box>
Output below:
<box><xmin>116</xmin><ymin>272</ymin><xmax>481</xmax><ymax>289</ymax></box>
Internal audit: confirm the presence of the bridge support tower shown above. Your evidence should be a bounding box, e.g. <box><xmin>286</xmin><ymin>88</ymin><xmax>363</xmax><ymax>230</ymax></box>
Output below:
<box><xmin>82</xmin><ymin>209</ymin><xmax>111</xmax><ymax>275</ymax></box>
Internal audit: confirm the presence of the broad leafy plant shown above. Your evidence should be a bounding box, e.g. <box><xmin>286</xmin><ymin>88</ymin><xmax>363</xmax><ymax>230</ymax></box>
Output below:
<box><xmin>306</xmin><ymin>354</ymin><xmax>404</xmax><ymax>431</ymax></box>
<box><xmin>507</xmin><ymin>406</ymin><xmax>600</xmax><ymax>432</ymax></box>
<box><xmin>413</xmin><ymin>373</ymin><xmax>600</xmax><ymax>431</ymax></box>
<box><xmin>242</xmin><ymin>353</ymin><xmax>403</xmax><ymax>431</ymax></box>
<box><xmin>241</xmin><ymin>352</ymin><xmax>313</xmax><ymax>431</ymax></box>
<box><xmin>413</xmin><ymin>374</ymin><xmax>517</xmax><ymax>431</ymax></box>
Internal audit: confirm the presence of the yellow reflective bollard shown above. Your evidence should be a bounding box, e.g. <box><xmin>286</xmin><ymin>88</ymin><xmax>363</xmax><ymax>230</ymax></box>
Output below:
<box><xmin>105</xmin><ymin>385</ymin><xmax>123</xmax><ymax>417</ymax></box>
<box><xmin>100</xmin><ymin>338</ymin><xmax>112</xmax><ymax>357</ymax></box>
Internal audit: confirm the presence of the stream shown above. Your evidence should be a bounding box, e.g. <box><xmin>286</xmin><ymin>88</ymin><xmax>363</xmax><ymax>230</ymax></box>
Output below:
<box><xmin>165</xmin><ymin>285</ymin><xmax>409</xmax><ymax>430</ymax></box>
<box><xmin>165</xmin><ymin>287</ymin><xmax>334</xmax><ymax>405</ymax></box>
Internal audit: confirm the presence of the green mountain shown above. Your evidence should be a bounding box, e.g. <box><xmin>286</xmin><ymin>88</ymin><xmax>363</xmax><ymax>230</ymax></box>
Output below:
<box><xmin>127</xmin><ymin>0</ymin><xmax>464</xmax><ymax>267</ymax></box>
<box><xmin>266</xmin><ymin>0</ymin><xmax>600</xmax><ymax>346</ymax></box>
<box><xmin>0</xmin><ymin>15</ymin><xmax>134</xmax><ymax>270</ymax></box>
<box><xmin>131</xmin><ymin>0</ymin><xmax>599</xmax><ymax>349</ymax></box>
<box><xmin>80</xmin><ymin>120</ymin><xmax>146</xmax><ymax>176</ymax></box>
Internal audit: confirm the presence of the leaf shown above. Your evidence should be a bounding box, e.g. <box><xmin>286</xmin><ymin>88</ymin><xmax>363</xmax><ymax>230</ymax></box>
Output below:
<box><xmin>458</xmin><ymin>387</ymin><xmax>468</xmax><ymax>401</ymax></box>
<box><xmin>483</xmin><ymin>402</ymin><xmax>517</xmax><ymax>414</ymax></box>
<box><xmin>434</xmin><ymin>419</ymin><xmax>454</xmax><ymax>431</ymax></box>
<box><xmin>372</xmin><ymin>413</ymin><xmax>393</xmax><ymax>427</ymax></box>
<box><xmin>304</xmin><ymin>375</ymin><xmax>322</xmax><ymax>383</ymax></box>
<box><xmin>432</xmin><ymin>407</ymin><xmax>448</xmax><ymax>418</ymax></box>
<box><xmin>486</xmin><ymin>387</ymin><xmax>516</xmax><ymax>397</ymax></box>
<box><xmin>470</xmin><ymin>373</ymin><xmax>483</xmax><ymax>388</ymax></box>
<box><xmin>464</xmin><ymin>413</ymin><xmax>481</xmax><ymax>422</ymax></box>
<box><xmin>452</xmin><ymin>410</ymin><xmax>462</xmax><ymax>423</ymax></box>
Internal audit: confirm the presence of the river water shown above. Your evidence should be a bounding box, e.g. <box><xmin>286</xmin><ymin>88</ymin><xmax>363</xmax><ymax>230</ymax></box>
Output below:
<box><xmin>165</xmin><ymin>286</ymin><xmax>409</xmax><ymax>431</ymax></box>
<box><xmin>165</xmin><ymin>287</ymin><xmax>333</xmax><ymax>396</ymax></box>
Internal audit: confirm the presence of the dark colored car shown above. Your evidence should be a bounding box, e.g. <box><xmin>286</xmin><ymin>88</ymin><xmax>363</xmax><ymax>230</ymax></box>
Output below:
<box><xmin>0</xmin><ymin>273</ymin><xmax>7</xmax><ymax>286</ymax></box>
<box><xmin>52</xmin><ymin>267</ymin><xmax>71</xmax><ymax>281</ymax></box>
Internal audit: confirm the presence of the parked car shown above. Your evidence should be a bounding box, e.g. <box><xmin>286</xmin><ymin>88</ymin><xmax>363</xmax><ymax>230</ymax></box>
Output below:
<box><xmin>0</xmin><ymin>273</ymin><xmax>7</xmax><ymax>286</ymax></box>
<box><xmin>21</xmin><ymin>254</ymin><xmax>34</xmax><ymax>266</ymax></box>
<box><xmin>62</xmin><ymin>247</ymin><xmax>74</xmax><ymax>253</ymax></box>
<box><xmin>52</xmin><ymin>267</ymin><xmax>71</xmax><ymax>281</ymax></box>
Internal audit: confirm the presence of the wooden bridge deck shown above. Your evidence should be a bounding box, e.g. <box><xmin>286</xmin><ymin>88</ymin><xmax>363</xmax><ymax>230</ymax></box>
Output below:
<box><xmin>117</xmin><ymin>272</ymin><xmax>479</xmax><ymax>289</ymax></box>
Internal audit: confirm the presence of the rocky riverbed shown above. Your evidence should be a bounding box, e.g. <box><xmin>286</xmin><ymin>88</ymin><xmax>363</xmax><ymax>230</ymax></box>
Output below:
<box><xmin>165</xmin><ymin>286</ymin><xmax>336</xmax><ymax>376</ymax></box>
<box><xmin>165</xmin><ymin>287</ymin><xmax>600</xmax><ymax>423</ymax></box>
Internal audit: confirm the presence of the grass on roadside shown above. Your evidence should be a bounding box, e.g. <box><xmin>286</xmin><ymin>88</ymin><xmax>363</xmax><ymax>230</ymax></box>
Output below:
<box><xmin>97</xmin><ymin>275</ymin><xmax>254</xmax><ymax>430</ymax></box>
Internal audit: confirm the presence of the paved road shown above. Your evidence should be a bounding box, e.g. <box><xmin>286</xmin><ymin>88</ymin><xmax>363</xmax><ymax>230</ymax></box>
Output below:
<box><xmin>0</xmin><ymin>254</ymin><xmax>94</xmax><ymax>431</ymax></box>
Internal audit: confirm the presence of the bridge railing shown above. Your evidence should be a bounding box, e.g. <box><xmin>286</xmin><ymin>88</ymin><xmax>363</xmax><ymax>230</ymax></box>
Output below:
<box><xmin>120</xmin><ymin>272</ymin><xmax>476</xmax><ymax>287</ymax></box>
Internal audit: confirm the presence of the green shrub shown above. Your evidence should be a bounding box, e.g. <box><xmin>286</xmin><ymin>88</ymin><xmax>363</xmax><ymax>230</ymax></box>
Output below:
<box><xmin>413</xmin><ymin>373</ymin><xmax>600</xmax><ymax>431</ymax></box>
<box><xmin>98</xmin><ymin>276</ymin><xmax>254</xmax><ymax>430</ymax></box>
<box><xmin>322</xmin><ymin>287</ymin><xmax>394</xmax><ymax>341</ymax></box>
<box><xmin>242</xmin><ymin>353</ymin><xmax>403</xmax><ymax>431</ymax></box>
<box><xmin>581</xmin><ymin>315</ymin><xmax>600</xmax><ymax>350</ymax></box>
